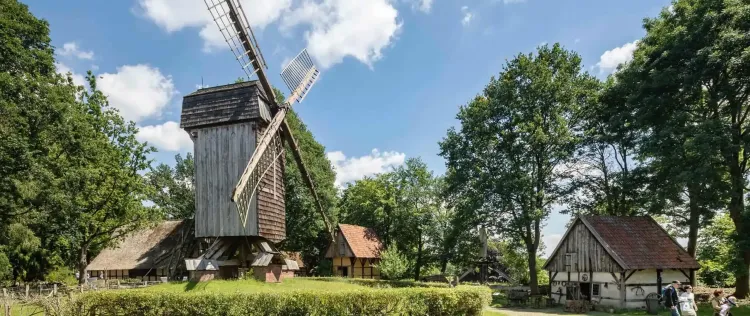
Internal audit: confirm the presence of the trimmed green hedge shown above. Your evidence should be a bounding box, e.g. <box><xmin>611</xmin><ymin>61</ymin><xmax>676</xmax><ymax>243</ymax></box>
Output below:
<box><xmin>69</xmin><ymin>286</ymin><xmax>490</xmax><ymax>316</ymax></box>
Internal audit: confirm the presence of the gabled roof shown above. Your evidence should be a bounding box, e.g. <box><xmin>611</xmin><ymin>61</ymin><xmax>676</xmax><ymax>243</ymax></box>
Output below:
<box><xmin>87</xmin><ymin>220</ymin><xmax>189</xmax><ymax>271</ymax></box>
<box><xmin>337</xmin><ymin>224</ymin><xmax>383</xmax><ymax>259</ymax></box>
<box><xmin>544</xmin><ymin>215</ymin><xmax>700</xmax><ymax>270</ymax></box>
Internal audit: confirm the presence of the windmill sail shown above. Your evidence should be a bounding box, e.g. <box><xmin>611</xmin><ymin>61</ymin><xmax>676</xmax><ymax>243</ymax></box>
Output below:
<box><xmin>204</xmin><ymin>0</ymin><xmax>333</xmax><ymax>240</ymax></box>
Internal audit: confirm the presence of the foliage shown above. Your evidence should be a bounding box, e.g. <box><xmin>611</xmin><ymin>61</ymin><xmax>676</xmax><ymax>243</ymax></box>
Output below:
<box><xmin>145</xmin><ymin>153</ymin><xmax>195</xmax><ymax>219</ymax></box>
<box><xmin>72</xmin><ymin>284</ymin><xmax>490</xmax><ymax>316</ymax></box>
<box><xmin>491</xmin><ymin>240</ymin><xmax>548</xmax><ymax>285</ymax></box>
<box><xmin>440</xmin><ymin>43</ymin><xmax>599</xmax><ymax>294</ymax></box>
<box><xmin>0</xmin><ymin>251</ymin><xmax>11</xmax><ymax>285</ymax></box>
<box><xmin>45</xmin><ymin>266</ymin><xmax>78</xmax><ymax>286</ymax></box>
<box><xmin>698</xmin><ymin>213</ymin><xmax>739</xmax><ymax>287</ymax></box>
<box><xmin>613</xmin><ymin>0</ymin><xmax>750</xmax><ymax>296</ymax></box>
<box><xmin>378</xmin><ymin>242</ymin><xmax>411</xmax><ymax>280</ymax></box>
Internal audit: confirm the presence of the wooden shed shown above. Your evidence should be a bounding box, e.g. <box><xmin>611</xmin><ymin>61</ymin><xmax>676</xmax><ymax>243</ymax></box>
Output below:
<box><xmin>87</xmin><ymin>221</ymin><xmax>194</xmax><ymax>281</ymax></box>
<box><xmin>543</xmin><ymin>215</ymin><xmax>700</xmax><ymax>310</ymax></box>
<box><xmin>325</xmin><ymin>224</ymin><xmax>383</xmax><ymax>279</ymax></box>
<box><xmin>180</xmin><ymin>81</ymin><xmax>285</xmax><ymax>242</ymax></box>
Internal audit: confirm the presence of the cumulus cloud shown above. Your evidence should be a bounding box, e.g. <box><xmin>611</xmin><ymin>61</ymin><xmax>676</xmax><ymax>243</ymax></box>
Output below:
<box><xmin>138</xmin><ymin>0</ymin><xmax>292</xmax><ymax>52</ymax></box>
<box><xmin>596</xmin><ymin>40</ymin><xmax>639</xmax><ymax>74</ymax></box>
<box><xmin>407</xmin><ymin>0</ymin><xmax>433</xmax><ymax>13</ymax></box>
<box><xmin>138</xmin><ymin>0</ymin><xmax>401</xmax><ymax>69</ymax></box>
<box><xmin>137</xmin><ymin>121</ymin><xmax>193</xmax><ymax>152</ymax></box>
<box><xmin>461</xmin><ymin>6</ymin><xmax>473</xmax><ymax>26</ymax></box>
<box><xmin>98</xmin><ymin>64</ymin><xmax>177</xmax><ymax>122</ymax></box>
<box><xmin>59</xmin><ymin>42</ymin><xmax>94</xmax><ymax>60</ymax></box>
<box><xmin>327</xmin><ymin>149</ymin><xmax>406</xmax><ymax>187</ymax></box>
<box><xmin>54</xmin><ymin>62</ymin><xmax>86</xmax><ymax>87</ymax></box>
<box><xmin>282</xmin><ymin>0</ymin><xmax>402</xmax><ymax>69</ymax></box>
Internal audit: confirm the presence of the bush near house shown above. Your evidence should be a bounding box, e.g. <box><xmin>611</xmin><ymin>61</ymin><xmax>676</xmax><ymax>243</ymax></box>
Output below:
<box><xmin>70</xmin><ymin>286</ymin><xmax>490</xmax><ymax>316</ymax></box>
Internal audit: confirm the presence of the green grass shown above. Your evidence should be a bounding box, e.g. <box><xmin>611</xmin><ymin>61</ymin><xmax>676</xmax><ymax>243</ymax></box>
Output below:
<box><xmin>140</xmin><ymin>277</ymin><xmax>381</xmax><ymax>293</ymax></box>
<box><xmin>9</xmin><ymin>303</ymin><xmax>45</xmax><ymax>316</ymax></box>
<box><xmin>612</xmin><ymin>304</ymin><xmax>750</xmax><ymax>316</ymax></box>
<box><xmin>490</xmin><ymin>292</ymin><xmax>508</xmax><ymax>308</ymax></box>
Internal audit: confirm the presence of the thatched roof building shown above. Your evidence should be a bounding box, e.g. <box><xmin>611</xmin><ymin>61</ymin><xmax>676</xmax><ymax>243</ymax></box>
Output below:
<box><xmin>87</xmin><ymin>220</ymin><xmax>193</xmax><ymax>281</ymax></box>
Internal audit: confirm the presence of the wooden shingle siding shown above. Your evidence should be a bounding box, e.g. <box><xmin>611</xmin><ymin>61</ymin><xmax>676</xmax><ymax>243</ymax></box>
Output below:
<box><xmin>546</xmin><ymin>221</ymin><xmax>622</xmax><ymax>273</ymax></box>
<box><xmin>256</xmin><ymin>126</ymin><xmax>286</xmax><ymax>243</ymax></box>
<box><xmin>181</xmin><ymin>81</ymin><xmax>269</xmax><ymax>129</ymax></box>
<box><xmin>194</xmin><ymin>122</ymin><xmax>259</xmax><ymax>237</ymax></box>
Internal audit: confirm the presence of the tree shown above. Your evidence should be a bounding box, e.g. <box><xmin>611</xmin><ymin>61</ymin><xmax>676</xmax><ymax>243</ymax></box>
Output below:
<box><xmin>146</xmin><ymin>153</ymin><xmax>195</xmax><ymax>219</ymax></box>
<box><xmin>616</xmin><ymin>0</ymin><xmax>750</xmax><ymax>296</ymax></box>
<box><xmin>339</xmin><ymin>175</ymin><xmax>396</xmax><ymax>245</ymax></box>
<box><xmin>377</xmin><ymin>242</ymin><xmax>410</xmax><ymax>280</ymax></box>
<box><xmin>56</xmin><ymin>74</ymin><xmax>157</xmax><ymax>284</ymax></box>
<box><xmin>698</xmin><ymin>213</ymin><xmax>739</xmax><ymax>287</ymax></box>
<box><xmin>491</xmin><ymin>240</ymin><xmax>548</xmax><ymax>285</ymax></box>
<box><xmin>440</xmin><ymin>43</ymin><xmax>599</xmax><ymax>294</ymax></box>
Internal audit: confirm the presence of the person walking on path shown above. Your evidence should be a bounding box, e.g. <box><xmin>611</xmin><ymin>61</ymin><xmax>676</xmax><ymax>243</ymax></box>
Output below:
<box><xmin>711</xmin><ymin>290</ymin><xmax>725</xmax><ymax>316</ymax></box>
<box><xmin>664</xmin><ymin>280</ymin><xmax>681</xmax><ymax>316</ymax></box>
<box><xmin>679</xmin><ymin>285</ymin><xmax>698</xmax><ymax>316</ymax></box>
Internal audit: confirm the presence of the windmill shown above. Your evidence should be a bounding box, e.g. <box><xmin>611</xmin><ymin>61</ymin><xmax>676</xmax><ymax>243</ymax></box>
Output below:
<box><xmin>181</xmin><ymin>0</ymin><xmax>333</xmax><ymax>282</ymax></box>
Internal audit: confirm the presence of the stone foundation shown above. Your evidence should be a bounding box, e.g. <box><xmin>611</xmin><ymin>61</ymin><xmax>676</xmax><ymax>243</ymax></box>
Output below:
<box><xmin>252</xmin><ymin>264</ymin><xmax>296</xmax><ymax>282</ymax></box>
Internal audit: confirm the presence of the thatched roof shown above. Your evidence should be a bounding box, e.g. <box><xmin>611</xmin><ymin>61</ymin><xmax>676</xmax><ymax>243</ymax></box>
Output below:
<box><xmin>86</xmin><ymin>220</ymin><xmax>188</xmax><ymax>271</ymax></box>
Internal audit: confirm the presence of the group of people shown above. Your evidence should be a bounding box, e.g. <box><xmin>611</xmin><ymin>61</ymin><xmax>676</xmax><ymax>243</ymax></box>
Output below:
<box><xmin>663</xmin><ymin>280</ymin><xmax>739</xmax><ymax>316</ymax></box>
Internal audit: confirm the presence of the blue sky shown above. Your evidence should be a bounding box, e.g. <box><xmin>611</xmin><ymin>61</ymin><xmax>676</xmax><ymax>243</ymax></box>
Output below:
<box><xmin>27</xmin><ymin>0</ymin><xmax>671</xmax><ymax>256</ymax></box>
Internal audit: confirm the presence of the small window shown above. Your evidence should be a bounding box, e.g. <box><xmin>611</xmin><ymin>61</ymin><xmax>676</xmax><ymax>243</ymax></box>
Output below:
<box><xmin>593</xmin><ymin>284</ymin><xmax>601</xmax><ymax>296</ymax></box>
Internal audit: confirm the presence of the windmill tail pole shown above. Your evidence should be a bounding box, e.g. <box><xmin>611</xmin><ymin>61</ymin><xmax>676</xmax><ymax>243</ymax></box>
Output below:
<box><xmin>281</xmin><ymin>121</ymin><xmax>335</xmax><ymax>241</ymax></box>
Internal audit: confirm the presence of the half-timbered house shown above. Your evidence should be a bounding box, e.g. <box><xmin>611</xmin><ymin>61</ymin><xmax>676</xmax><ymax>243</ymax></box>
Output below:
<box><xmin>543</xmin><ymin>216</ymin><xmax>700</xmax><ymax>310</ymax></box>
<box><xmin>325</xmin><ymin>224</ymin><xmax>383</xmax><ymax>279</ymax></box>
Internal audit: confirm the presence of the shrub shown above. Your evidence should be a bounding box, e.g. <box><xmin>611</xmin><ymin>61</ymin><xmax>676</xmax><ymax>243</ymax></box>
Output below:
<box><xmin>306</xmin><ymin>277</ymin><xmax>452</xmax><ymax>288</ymax></box>
<box><xmin>68</xmin><ymin>285</ymin><xmax>490</xmax><ymax>316</ymax></box>
<box><xmin>377</xmin><ymin>242</ymin><xmax>410</xmax><ymax>280</ymax></box>
<box><xmin>45</xmin><ymin>266</ymin><xmax>78</xmax><ymax>286</ymax></box>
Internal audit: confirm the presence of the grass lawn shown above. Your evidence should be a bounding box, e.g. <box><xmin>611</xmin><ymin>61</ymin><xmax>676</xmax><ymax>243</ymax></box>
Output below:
<box><xmin>140</xmin><ymin>277</ymin><xmax>384</xmax><ymax>293</ymax></box>
<box><xmin>615</xmin><ymin>304</ymin><xmax>750</xmax><ymax>316</ymax></box>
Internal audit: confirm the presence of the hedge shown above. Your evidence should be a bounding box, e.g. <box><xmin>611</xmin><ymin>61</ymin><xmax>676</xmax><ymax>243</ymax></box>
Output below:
<box><xmin>305</xmin><ymin>277</ymin><xmax>453</xmax><ymax>288</ymax></box>
<box><xmin>68</xmin><ymin>286</ymin><xmax>490</xmax><ymax>316</ymax></box>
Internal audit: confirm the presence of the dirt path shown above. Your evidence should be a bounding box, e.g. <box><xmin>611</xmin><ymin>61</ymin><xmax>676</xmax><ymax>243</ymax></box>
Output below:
<box><xmin>487</xmin><ymin>307</ymin><xmax>612</xmax><ymax>316</ymax></box>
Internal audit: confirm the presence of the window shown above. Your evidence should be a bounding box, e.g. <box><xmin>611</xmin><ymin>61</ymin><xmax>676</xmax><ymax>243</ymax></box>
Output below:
<box><xmin>565</xmin><ymin>252</ymin><xmax>577</xmax><ymax>271</ymax></box>
<box><xmin>592</xmin><ymin>284</ymin><xmax>601</xmax><ymax>296</ymax></box>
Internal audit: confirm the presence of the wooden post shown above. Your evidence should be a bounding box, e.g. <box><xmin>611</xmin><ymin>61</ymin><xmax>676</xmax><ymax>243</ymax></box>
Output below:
<box><xmin>656</xmin><ymin>269</ymin><xmax>662</xmax><ymax>297</ymax></box>
<box><xmin>620</xmin><ymin>271</ymin><xmax>627</xmax><ymax>309</ymax></box>
<box><xmin>53</xmin><ymin>284</ymin><xmax>57</xmax><ymax>296</ymax></box>
<box><xmin>39</xmin><ymin>284</ymin><xmax>42</xmax><ymax>296</ymax></box>
<box><xmin>2</xmin><ymin>288</ymin><xmax>6</xmax><ymax>298</ymax></box>
<box><xmin>5</xmin><ymin>303</ymin><xmax>10</xmax><ymax>316</ymax></box>
<box><xmin>24</xmin><ymin>285</ymin><xmax>29</xmax><ymax>299</ymax></box>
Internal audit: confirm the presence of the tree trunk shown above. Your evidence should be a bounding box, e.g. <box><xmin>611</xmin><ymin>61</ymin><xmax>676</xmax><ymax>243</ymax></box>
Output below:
<box><xmin>686</xmin><ymin>186</ymin><xmax>701</xmax><ymax>286</ymax></box>
<box><xmin>78</xmin><ymin>244</ymin><xmax>89</xmax><ymax>285</ymax></box>
<box><xmin>414</xmin><ymin>228</ymin><xmax>423</xmax><ymax>281</ymax></box>
<box><xmin>728</xmin><ymin>158</ymin><xmax>749</xmax><ymax>298</ymax></box>
<box><xmin>527</xmin><ymin>245</ymin><xmax>539</xmax><ymax>295</ymax></box>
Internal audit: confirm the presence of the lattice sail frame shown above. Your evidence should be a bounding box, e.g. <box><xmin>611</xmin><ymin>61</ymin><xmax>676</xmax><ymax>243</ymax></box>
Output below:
<box><xmin>204</xmin><ymin>0</ymin><xmax>268</xmax><ymax>79</ymax></box>
<box><xmin>233</xmin><ymin>127</ymin><xmax>284</xmax><ymax>227</ymax></box>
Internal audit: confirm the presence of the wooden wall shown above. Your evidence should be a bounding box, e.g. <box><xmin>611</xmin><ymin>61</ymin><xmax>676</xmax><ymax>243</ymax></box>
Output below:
<box><xmin>325</xmin><ymin>229</ymin><xmax>355</xmax><ymax>258</ymax></box>
<box><xmin>256</xmin><ymin>127</ymin><xmax>286</xmax><ymax>243</ymax></box>
<box><xmin>546</xmin><ymin>221</ymin><xmax>622</xmax><ymax>273</ymax></box>
<box><xmin>194</xmin><ymin>122</ymin><xmax>258</xmax><ymax>237</ymax></box>
<box><xmin>332</xmin><ymin>257</ymin><xmax>380</xmax><ymax>279</ymax></box>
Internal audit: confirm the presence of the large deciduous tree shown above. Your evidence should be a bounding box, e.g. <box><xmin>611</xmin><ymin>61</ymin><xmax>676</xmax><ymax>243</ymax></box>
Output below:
<box><xmin>146</xmin><ymin>153</ymin><xmax>196</xmax><ymax>220</ymax></box>
<box><xmin>440</xmin><ymin>43</ymin><xmax>599</xmax><ymax>294</ymax></box>
<box><xmin>615</xmin><ymin>0</ymin><xmax>750</xmax><ymax>296</ymax></box>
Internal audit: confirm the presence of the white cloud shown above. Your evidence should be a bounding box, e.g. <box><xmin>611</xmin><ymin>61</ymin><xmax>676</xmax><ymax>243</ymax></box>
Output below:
<box><xmin>138</xmin><ymin>0</ymin><xmax>292</xmax><ymax>52</ymax></box>
<box><xmin>91</xmin><ymin>64</ymin><xmax>100</xmax><ymax>71</ymax></box>
<box><xmin>461</xmin><ymin>6</ymin><xmax>473</xmax><ymax>26</ymax></box>
<box><xmin>98</xmin><ymin>64</ymin><xmax>177</xmax><ymax>122</ymax></box>
<box><xmin>408</xmin><ymin>0</ymin><xmax>433</xmax><ymax>13</ymax></box>
<box><xmin>327</xmin><ymin>148</ymin><xmax>406</xmax><ymax>187</ymax></box>
<box><xmin>596</xmin><ymin>40</ymin><xmax>639</xmax><ymax>74</ymax></box>
<box><xmin>574</xmin><ymin>38</ymin><xmax>580</xmax><ymax>44</ymax></box>
<box><xmin>59</xmin><ymin>42</ymin><xmax>94</xmax><ymax>60</ymax></box>
<box><xmin>137</xmin><ymin>121</ymin><xmax>193</xmax><ymax>152</ymax></box>
<box><xmin>54</xmin><ymin>62</ymin><xmax>86</xmax><ymax>87</ymax></box>
<box><xmin>282</xmin><ymin>0</ymin><xmax>402</xmax><ymax>69</ymax></box>
<box><xmin>542</xmin><ymin>233</ymin><xmax>563</xmax><ymax>257</ymax></box>
<box><xmin>503</xmin><ymin>0</ymin><xmax>526</xmax><ymax>3</ymax></box>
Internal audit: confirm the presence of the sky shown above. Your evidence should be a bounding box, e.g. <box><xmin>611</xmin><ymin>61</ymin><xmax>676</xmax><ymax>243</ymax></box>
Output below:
<box><xmin>26</xmin><ymin>0</ymin><xmax>672</xmax><ymax>257</ymax></box>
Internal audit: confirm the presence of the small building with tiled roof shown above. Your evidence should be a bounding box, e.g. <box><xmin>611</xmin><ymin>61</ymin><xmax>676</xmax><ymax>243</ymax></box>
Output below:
<box><xmin>325</xmin><ymin>224</ymin><xmax>383</xmax><ymax>279</ymax></box>
<box><xmin>543</xmin><ymin>215</ymin><xmax>700</xmax><ymax>310</ymax></box>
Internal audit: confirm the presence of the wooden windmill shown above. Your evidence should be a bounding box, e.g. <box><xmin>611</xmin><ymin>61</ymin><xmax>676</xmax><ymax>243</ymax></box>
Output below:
<box><xmin>181</xmin><ymin>0</ymin><xmax>333</xmax><ymax>282</ymax></box>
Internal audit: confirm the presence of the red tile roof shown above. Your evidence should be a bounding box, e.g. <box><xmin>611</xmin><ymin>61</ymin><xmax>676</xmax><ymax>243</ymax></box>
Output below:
<box><xmin>338</xmin><ymin>224</ymin><xmax>383</xmax><ymax>258</ymax></box>
<box><xmin>580</xmin><ymin>216</ymin><xmax>700</xmax><ymax>270</ymax></box>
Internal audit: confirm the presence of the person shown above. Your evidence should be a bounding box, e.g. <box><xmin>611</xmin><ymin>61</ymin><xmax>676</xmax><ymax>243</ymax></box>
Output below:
<box><xmin>711</xmin><ymin>290</ymin><xmax>725</xmax><ymax>316</ymax></box>
<box><xmin>679</xmin><ymin>285</ymin><xmax>698</xmax><ymax>316</ymax></box>
<box><xmin>719</xmin><ymin>296</ymin><xmax>738</xmax><ymax>316</ymax></box>
<box><xmin>664</xmin><ymin>280</ymin><xmax>681</xmax><ymax>316</ymax></box>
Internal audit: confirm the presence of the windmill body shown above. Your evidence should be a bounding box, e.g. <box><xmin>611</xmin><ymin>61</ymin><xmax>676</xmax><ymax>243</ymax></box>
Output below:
<box><xmin>181</xmin><ymin>81</ymin><xmax>286</xmax><ymax>242</ymax></box>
